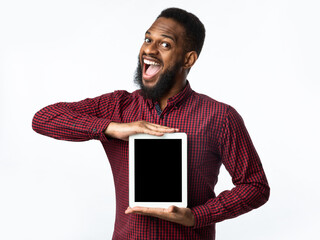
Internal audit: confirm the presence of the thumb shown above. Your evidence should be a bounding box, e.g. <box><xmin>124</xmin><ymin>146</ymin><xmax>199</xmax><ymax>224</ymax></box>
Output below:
<box><xmin>167</xmin><ymin>205</ymin><xmax>178</xmax><ymax>213</ymax></box>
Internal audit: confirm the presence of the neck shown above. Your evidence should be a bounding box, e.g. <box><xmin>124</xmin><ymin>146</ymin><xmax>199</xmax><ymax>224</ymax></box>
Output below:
<box><xmin>159</xmin><ymin>79</ymin><xmax>186</xmax><ymax>110</ymax></box>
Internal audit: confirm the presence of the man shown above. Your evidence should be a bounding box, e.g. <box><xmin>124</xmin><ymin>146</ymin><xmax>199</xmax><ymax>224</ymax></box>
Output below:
<box><xmin>32</xmin><ymin>8</ymin><xmax>269</xmax><ymax>240</ymax></box>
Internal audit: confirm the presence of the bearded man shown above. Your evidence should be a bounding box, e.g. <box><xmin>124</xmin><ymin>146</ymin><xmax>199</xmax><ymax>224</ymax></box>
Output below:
<box><xmin>32</xmin><ymin>7</ymin><xmax>270</xmax><ymax>240</ymax></box>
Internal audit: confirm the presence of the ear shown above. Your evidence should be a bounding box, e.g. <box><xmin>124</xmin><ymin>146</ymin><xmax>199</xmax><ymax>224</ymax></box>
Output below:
<box><xmin>183</xmin><ymin>51</ymin><xmax>198</xmax><ymax>69</ymax></box>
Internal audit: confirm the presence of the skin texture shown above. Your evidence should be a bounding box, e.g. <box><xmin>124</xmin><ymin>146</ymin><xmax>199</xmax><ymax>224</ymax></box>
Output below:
<box><xmin>104</xmin><ymin>17</ymin><xmax>198</xmax><ymax>227</ymax></box>
<box><xmin>125</xmin><ymin>205</ymin><xmax>195</xmax><ymax>227</ymax></box>
<box><xmin>134</xmin><ymin>56</ymin><xmax>181</xmax><ymax>104</ymax></box>
<box><xmin>105</xmin><ymin>121</ymin><xmax>179</xmax><ymax>141</ymax></box>
<box><xmin>139</xmin><ymin>17</ymin><xmax>197</xmax><ymax>110</ymax></box>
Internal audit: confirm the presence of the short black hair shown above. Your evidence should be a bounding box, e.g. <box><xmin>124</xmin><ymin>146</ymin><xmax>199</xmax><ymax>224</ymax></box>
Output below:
<box><xmin>157</xmin><ymin>8</ymin><xmax>206</xmax><ymax>57</ymax></box>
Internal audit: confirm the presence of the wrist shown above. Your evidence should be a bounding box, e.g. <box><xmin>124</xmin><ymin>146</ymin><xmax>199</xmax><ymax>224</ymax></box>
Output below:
<box><xmin>104</xmin><ymin>122</ymin><xmax>116</xmax><ymax>137</ymax></box>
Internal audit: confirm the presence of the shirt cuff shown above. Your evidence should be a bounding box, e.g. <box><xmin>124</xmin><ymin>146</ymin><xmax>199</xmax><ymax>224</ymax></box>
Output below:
<box><xmin>87</xmin><ymin>118</ymin><xmax>112</xmax><ymax>142</ymax></box>
<box><xmin>191</xmin><ymin>204</ymin><xmax>213</xmax><ymax>229</ymax></box>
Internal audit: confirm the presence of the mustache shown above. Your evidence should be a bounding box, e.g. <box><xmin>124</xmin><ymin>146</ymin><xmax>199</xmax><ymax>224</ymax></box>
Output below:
<box><xmin>141</xmin><ymin>54</ymin><xmax>163</xmax><ymax>65</ymax></box>
<box><xmin>134</xmin><ymin>55</ymin><xmax>180</xmax><ymax>102</ymax></box>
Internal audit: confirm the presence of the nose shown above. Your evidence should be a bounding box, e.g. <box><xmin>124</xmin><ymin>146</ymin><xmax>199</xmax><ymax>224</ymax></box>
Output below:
<box><xmin>144</xmin><ymin>42</ymin><xmax>159</xmax><ymax>55</ymax></box>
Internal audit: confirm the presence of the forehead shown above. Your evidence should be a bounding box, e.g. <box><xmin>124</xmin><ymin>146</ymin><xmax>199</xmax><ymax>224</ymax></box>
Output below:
<box><xmin>146</xmin><ymin>17</ymin><xmax>185</xmax><ymax>42</ymax></box>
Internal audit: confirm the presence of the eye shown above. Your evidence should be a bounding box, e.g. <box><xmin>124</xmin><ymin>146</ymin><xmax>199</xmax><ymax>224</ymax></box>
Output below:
<box><xmin>144</xmin><ymin>38</ymin><xmax>151</xmax><ymax>43</ymax></box>
<box><xmin>161</xmin><ymin>42</ymin><xmax>170</xmax><ymax>48</ymax></box>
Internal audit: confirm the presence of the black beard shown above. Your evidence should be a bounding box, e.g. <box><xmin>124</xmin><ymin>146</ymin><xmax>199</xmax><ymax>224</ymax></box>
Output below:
<box><xmin>134</xmin><ymin>58</ymin><xmax>181</xmax><ymax>102</ymax></box>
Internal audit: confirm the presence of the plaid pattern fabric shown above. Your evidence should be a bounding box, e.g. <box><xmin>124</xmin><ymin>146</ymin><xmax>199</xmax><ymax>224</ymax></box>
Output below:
<box><xmin>32</xmin><ymin>82</ymin><xmax>269</xmax><ymax>239</ymax></box>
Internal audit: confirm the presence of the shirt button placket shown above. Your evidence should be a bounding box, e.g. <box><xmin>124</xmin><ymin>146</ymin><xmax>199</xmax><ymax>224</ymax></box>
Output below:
<box><xmin>159</xmin><ymin>114</ymin><xmax>164</xmax><ymax>125</ymax></box>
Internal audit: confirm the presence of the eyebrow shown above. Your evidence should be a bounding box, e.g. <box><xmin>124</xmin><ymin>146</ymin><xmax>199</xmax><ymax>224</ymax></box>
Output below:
<box><xmin>145</xmin><ymin>31</ymin><xmax>176</xmax><ymax>43</ymax></box>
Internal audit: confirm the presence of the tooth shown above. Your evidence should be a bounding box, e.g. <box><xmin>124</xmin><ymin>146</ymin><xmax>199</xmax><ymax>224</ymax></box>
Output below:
<box><xmin>144</xmin><ymin>59</ymin><xmax>159</xmax><ymax>65</ymax></box>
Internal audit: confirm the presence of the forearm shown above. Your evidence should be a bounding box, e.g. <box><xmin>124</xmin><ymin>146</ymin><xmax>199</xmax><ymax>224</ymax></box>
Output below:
<box><xmin>191</xmin><ymin>178</ymin><xmax>270</xmax><ymax>228</ymax></box>
<box><xmin>32</xmin><ymin>98</ymin><xmax>113</xmax><ymax>142</ymax></box>
<box><xmin>191</xmin><ymin>106</ymin><xmax>270</xmax><ymax>228</ymax></box>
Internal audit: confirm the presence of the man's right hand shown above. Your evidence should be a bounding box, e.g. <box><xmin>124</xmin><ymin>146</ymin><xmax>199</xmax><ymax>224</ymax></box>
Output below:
<box><xmin>104</xmin><ymin>121</ymin><xmax>179</xmax><ymax>141</ymax></box>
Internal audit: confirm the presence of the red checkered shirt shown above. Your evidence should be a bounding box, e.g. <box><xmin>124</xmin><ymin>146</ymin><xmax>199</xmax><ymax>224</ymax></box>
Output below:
<box><xmin>32</xmin><ymin>82</ymin><xmax>270</xmax><ymax>239</ymax></box>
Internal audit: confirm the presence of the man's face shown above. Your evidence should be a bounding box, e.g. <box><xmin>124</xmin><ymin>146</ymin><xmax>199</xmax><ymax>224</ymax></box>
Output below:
<box><xmin>135</xmin><ymin>17</ymin><xmax>187</xmax><ymax>101</ymax></box>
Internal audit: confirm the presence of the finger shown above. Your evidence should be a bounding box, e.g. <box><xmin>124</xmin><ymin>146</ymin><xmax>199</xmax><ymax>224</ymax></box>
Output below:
<box><xmin>125</xmin><ymin>206</ymin><xmax>153</xmax><ymax>215</ymax></box>
<box><xmin>137</xmin><ymin>126</ymin><xmax>175</xmax><ymax>136</ymax></box>
<box><xmin>145</xmin><ymin>124</ymin><xmax>179</xmax><ymax>132</ymax></box>
<box><xmin>148</xmin><ymin>126</ymin><xmax>178</xmax><ymax>133</ymax></box>
<box><xmin>125</xmin><ymin>206</ymin><xmax>144</xmax><ymax>214</ymax></box>
<box><xmin>136</xmin><ymin>121</ymin><xmax>179</xmax><ymax>132</ymax></box>
<box><xmin>126</xmin><ymin>206</ymin><xmax>194</xmax><ymax>227</ymax></box>
<box><xmin>145</xmin><ymin>127</ymin><xmax>175</xmax><ymax>134</ymax></box>
<box><xmin>130</xmin><ymin>206</ymin><xmax>160</xmax><ymax>214</ymax></box>
<box><xmin>126</xmin><ymin>206</ymin><xmax>167</xmax><ymax>217</ymax></box>
<box><xmin>147</xmin><ymin>122</ymin><xmax>176</xmax><ymax>129</ymax></box>
<box><xmin>167</xmin><ymin>205</ymin><xmax>178</xmax><ymax>213</ymax></box>
<box><xmin>125</xmin><ymin>207</ymin><xmax>134</xmax><ymax>214</ymax></box>
<box><xmin>138</xmin><ymin>128</ymin><xmax>166</xmax><ymax>136</ymax></box>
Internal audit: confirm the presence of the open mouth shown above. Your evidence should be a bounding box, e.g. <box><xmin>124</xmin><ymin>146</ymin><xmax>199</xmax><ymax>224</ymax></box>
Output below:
<box><xmin>143</xmin><ymin>58</ymin><xmax>162</xmax><ymax>80</ymax></box>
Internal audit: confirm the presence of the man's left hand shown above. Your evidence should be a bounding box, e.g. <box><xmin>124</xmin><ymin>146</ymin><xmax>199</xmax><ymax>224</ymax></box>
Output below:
<box><xmin>125</xmin><ymin>205</ymin><xmax>195</xmax><ymax>227</ymax></box>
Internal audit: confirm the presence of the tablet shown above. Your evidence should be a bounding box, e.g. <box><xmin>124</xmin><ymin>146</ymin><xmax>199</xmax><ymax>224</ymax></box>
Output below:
<box><xmin>129</xmin><ymin>132</ymin><xmax>187</xmax><ymax>208</ymax></box>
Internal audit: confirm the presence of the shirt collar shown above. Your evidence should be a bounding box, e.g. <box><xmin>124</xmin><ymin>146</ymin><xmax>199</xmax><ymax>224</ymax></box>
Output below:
<box><xmin>144</xmin><ymin>81</ymin><xmax>193</xmax><ymax>109</ymax></box>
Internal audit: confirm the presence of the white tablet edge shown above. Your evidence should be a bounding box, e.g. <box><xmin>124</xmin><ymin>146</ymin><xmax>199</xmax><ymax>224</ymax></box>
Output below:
<box><xmin>129</xmin><ymin>132</ymin><xmax>187</xmax><ymax>208</ymax></box>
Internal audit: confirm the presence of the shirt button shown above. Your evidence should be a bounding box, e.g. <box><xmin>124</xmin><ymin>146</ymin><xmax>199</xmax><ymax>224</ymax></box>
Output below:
<box><xmin>93</xmin><ymin>128</ymin><xmax>97</xmax><ymax>132</ymax></box>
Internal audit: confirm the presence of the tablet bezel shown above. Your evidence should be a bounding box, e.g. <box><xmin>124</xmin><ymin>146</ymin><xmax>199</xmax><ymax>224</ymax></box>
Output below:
<box><xmin>129</xmin><ymin>132</ymin><xmax>187</xmax><ymax>208</ymax></box>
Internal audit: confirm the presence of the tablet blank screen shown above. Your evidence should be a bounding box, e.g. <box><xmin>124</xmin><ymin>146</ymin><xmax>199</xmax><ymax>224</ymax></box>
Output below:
<box><xmin>134</xmin><ymin>139</ymin><xmax>182</xmax><ymax>202</ymax></box>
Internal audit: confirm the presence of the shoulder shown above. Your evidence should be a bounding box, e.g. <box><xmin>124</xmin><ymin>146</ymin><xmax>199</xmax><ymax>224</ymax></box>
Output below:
<box><xmin>190</xmin><ymin>91</ymin><xmax>233</xmax><ymax>115</ymax></box>
<box><xmin>102</xmin><ymin>89</ymin><xmax>141</xmax><ymax>101</ymax></box>
<box><xmin>190</xmin><ymin>91</ymin><xmax>244</xmax><ymax>126</ymax></box>
<box><xmin>100</xmin><ymin>89</ymin><xmax>144</xmax><ymax>110</ymax></box>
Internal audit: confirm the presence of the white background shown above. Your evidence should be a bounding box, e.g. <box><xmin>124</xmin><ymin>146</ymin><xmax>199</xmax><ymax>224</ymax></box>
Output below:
<box><xmin>1</xmin><ymin>0</ymin><xmax>319</xmax><ymax>239</ymax></box>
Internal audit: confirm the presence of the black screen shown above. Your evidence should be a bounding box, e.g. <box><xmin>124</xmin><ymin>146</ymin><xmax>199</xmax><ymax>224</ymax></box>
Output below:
<box><xmin>134</xmin><ymin>139</ymin><xmax>182</xmax><ymax>202</ymax></box>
